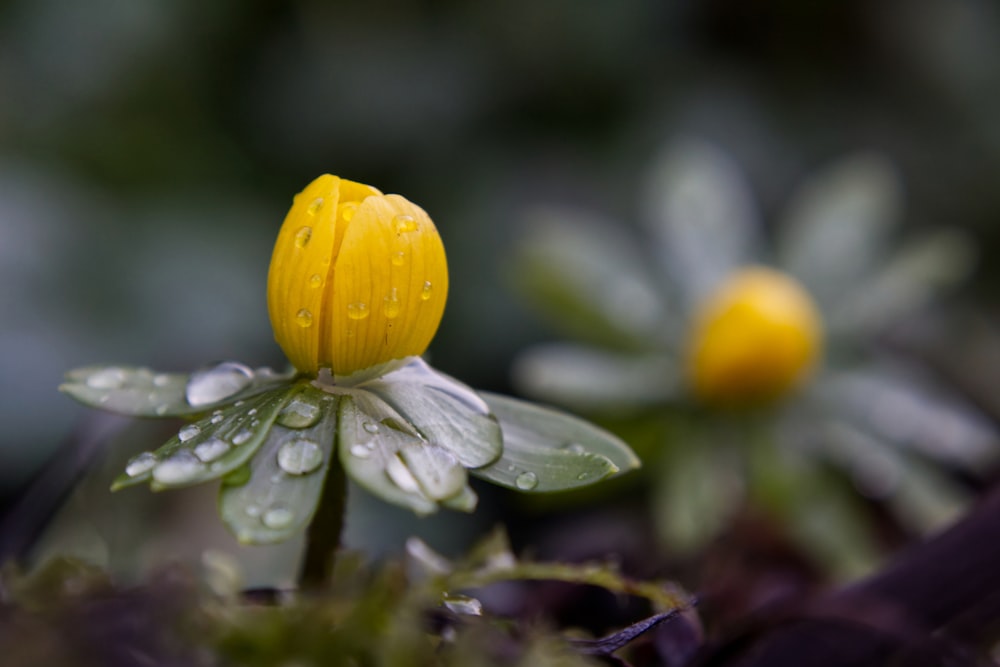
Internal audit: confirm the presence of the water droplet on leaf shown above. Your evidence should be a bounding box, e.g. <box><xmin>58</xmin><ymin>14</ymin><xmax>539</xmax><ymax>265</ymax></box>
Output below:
<box><xmin>152</xmin><ymin>374</ymin><xmax>171</xmax><ymax>387</ymax></box>
<box><xmin>262</xmin><ymin>506</ymin><xmax>294</xmax><ymax>529</ymax></box>
<box><xmin>125</xmin><ymin>452</ymin><xmax>157</xmax><ymax>477</ymax></box>
<box><xmin>515</xmin><ymin>471</ymin><xmax>538</xmax><ymax>490</ymax></box>
<box><xmin>152</xmin><ymin>452</ymin><xmax>204</xmax><ymax>485</ymax></box>
<box><xmin>232</xmin><ymin>428</ymin><xmax>253</xmax><ymax>446</ymax></box>
<box><xmin>194</xmin><ymin>437</ymin><xmax>230</xmax><ymax>462</ymax></box>
<box><xmin>277</xmin><ymin>438</ymin><xmax>323</xmax><ymax>475</ymax></box>
<box><xmin>87</xmin><ymin>367</ymin><xmax>126</xmax><ymax>390</ymax></box>
<box><xmin>362</xmin><ymin>422</ymin><xmax>379</xmax><ymax>434</ymax></box>
<box><xmin>186</xmin><ymin>362</ymin><xmax>253</xmax><ymax>407</ymax></box>
<box><xmin>178</xmin><ymin>424</ymin><xmax>201</xmax><ymax>442</ymax></box>
<box><xmin>276</xmin><ymin>396</ymin><xmax>322</xmax><ymax>429</ymax></box>
<box><xmin>210</xmin><ymin>411</ymin><xmax>224</xmax><ymax>425</ymax></box>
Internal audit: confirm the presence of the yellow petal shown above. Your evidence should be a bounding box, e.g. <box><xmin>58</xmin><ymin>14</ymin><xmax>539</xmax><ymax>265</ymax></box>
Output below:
<box><xmin>267</xmin><ymin>175</ymin><xmax>382</xmax><ymax>375</ymax></box>
<box><xmin>687</xmin><ymin>266</ymin><xmax>822</xmax><ymax>406</ymax></box>
<box><xmin>328</xmin><ymin>194</ymin><xmax>448</xmax><ymax>376</ymax></box>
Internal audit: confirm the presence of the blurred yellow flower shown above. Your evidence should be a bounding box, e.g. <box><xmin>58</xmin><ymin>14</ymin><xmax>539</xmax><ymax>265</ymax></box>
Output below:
<box><xmin>687</xmin><ymin>266</ymin><xmax>822</xmax><ymax>406</ymax></box>
<box><xmin>267</xmin><ymin>175</ymin><xmax>449</xmax><ymax>378</ymax></box>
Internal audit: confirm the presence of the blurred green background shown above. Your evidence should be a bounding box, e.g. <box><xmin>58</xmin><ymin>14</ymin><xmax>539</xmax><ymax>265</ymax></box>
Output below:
<box><xmin>3</xmin><ymin>0</ymin><xmax>1000</xmax><ymax>532</ymax></box>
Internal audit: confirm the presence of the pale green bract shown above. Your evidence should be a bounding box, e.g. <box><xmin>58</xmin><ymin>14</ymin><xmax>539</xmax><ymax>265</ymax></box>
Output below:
<box><xmin>62</xmin><ymin>357</ymin><xmax>640</xmax><ymax>544</ymax></box>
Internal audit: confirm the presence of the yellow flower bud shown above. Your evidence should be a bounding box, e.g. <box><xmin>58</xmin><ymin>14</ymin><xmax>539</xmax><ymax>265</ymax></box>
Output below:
<box><xmin>687</xmin><ymin>266</ymin><xmax>822</xmax><ymax>406</ymax></box>
<box><xmin>267</xmin><ymin>175</ymin><xmax>448</xmax><ymax>378</ymax></box>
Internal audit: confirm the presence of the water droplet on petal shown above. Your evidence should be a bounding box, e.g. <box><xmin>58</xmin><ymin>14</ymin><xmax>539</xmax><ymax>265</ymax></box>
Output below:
<box><xmin>386</xmin><ymin>455</ymin><xmax>421</xmax><ymax>494</ymax></box>
<box><xmin>178</xmin><ymin>424</ymin><xmax>201</xmax><ymax>442</ymax></box>
<box><xmin>393</xmin><ymin>214</ymin><xmax>417</xmax><ymax>234</ymax></box>
<box><xmin>194</xmin><ymin>437</ymin><xmax>231</xmax><ymax>462</ymax></box>
<box><xmin>308</xmin><ymin>274</ymin><xmax>323</xmax><ymax>288</ymax></box>
<box><xmin>362</xmin><ymin>422</ymin><xmax>379</xmax><ymax>434</ymax></box>
<box><xmin>562</xmin><ymin>442</ymin><xmax>586</xmax><ymax>455</ymax></box>
<box><xmin>347</xmin><ymin>302</ymin><xmax>370</xmax><ymax>320</ymax></box>
<box><xmin>232</xmin><ymin>428</ymin><xmax>253</xmax><ymax>446</ymax></box>
<box><xmin>296</xmin><ymin>308</ymin><xmax>313</xmax><ymax>327</ymax></box>
<box><xmin>185</xmin><ymin>362</ymin><xmax>253</xmax><ymax>407</ymax></box>
<box><xmin>277</xmin><ymin>438</ymin><xmax>324</xmax><ymax>475</ymax></box>
<box><xmin>420</xmin><ymin>280</ymin><xmax>433</xmax><ymax>301</ymax></box>
<box><xmin>276</xmin><ymin>396</ymin><xmax>322</xmax><ymax>429</ymax></box>
<box><xmin>391</xmin><ymin>251</ymin><xmax>405</xmax><ymax>266</ymax></box>
<box><xmin>294</xmin><ymin>226</ymin><xmax>313</xmax><ymax>248</ymax></box>
<box><xmin>262</xmin><ymin>506</ymin><xmax>295</xmax><ymax>529</ymax></box>
<box><xmin>350</xmin><ymin>443</ymin><xmax>372</xmax><ymax>458</ymax></box>
<box><xmin>87</xmin><ymin>367</ymin><xmax>126</xmax><ymax>390</ymax></box>
<box><xmin>125</xmin><ymin>452</ymin><xmax>157</xmax><ymax>477</ymax></box>
<box><xmin>341</xmin><ymin>203</ymin><xmax>358</xmax><ymax>221</ymax></box>
<box><xmin>515</xmin><ymin>471</ymin><xmax>539</xmax><ymax>490</ymax></box>
<box><xmin>152</xmin><ymin>452</ymin><xmax>204</xmax><ymax>485</ymax></box>
<box><xmin>383</xmin><ymin>287</ymin><xmax>401</xmax><ymax>319</ymax></box>
<box><xmin>306</xmin><ymin>198</ymin><xmax>323</xmax><ymax>216</ymax></box>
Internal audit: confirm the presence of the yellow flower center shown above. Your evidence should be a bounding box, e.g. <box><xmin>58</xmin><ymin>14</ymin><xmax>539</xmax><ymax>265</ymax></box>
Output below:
<box><xmin>267</xmin><ymin>175</ymin><xmax>449</xmax><ymax>378</ymax></box>
<box><xmin>686</xmin><ymin>266</ymin><xmax>822</xmax><ymax>406</ymax></box>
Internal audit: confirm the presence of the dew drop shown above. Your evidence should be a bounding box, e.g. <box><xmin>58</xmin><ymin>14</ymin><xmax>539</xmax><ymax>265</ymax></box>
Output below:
<box><xmin>362</xmin><ymin>422</ymin><xmax>379</xmax><ymax>434</ymax></box>
<box><xmin>210</xmin><ymin>410</ymin><xmax>224</xmax><ymax>425</ymax></box>
<box><xmin>247</xmin><ymin>408</ymin><xmax>258</xmax><ymax>417</ymax></box>
<box><xmin>294</xmin><ymin>226</ymin><xmax>313</xmax><ymax>248</ymax></box>
<box><xmin>152</xmin><ymin>374</ymin><xmax>171</xmax><ymax>387</ymax></box>
<box><xmin>194</xmin><ymin>437</ymin><xmax>230</xmax><ymax>462</ymax></box>
<box><xmin>562</xmin><ymin>442</ymin><xmax>586</xmax><ymax>455</ymax></box>
<box><xmin>245</xmin><ymin>504</ymin><xmax>262</xmax><ymax>517</ymax></box>
<box><xmin>125</xmin><ymin>452</ymin><xmax>157</xmax><ymax>477</ymax></box>
<box><xmin>87</xmin><ymin>367</ymin><xmax>126</xmax><ymax>390</ymax></box>
<box><xmin>308</xmin><ymin>273</ymin><xmax>323</xmax><ymax>288</ymax></box>
<box><xmin>232</xmin><ymin>428</ymin><xmax>253</xmax><ymax>446</ymax></box>
<box><xmin>341</xmin><ymin>203</ymin><xmax>357</xmax><ymax>221</ymax></box>
<box><xmin>155</xmin><ymin>405</ymin><xmax>169</xmax><ymax>416</ymax></box>
<box><xmin>391</xmin><ymin>251</ymin><xmax>405</xmax><ymax>266</ymax></box>
<box><xmin>577</xmin><ymin>471</ymin><xmax>593</xmax><ymax>481</ymax></box>
<box><xmin>515</xmin><ymin>471</ymin><xmax>539</xmax><ymax>490</ymax></box>
<box><xmin>296</xmin><ymin>308</ymin><xmax>313</xmax><ymax>327</ymax></box>
<box><xmin>178</xmin><ymin>424</ymin><xmax>201</xmax><ymax>442</ymax></box>
<box><xmin>185</xmin><ymin>362</ymin><xmax>253</xmax><ymax>407</ymax></box>
<box><xmin>277</xmin><ymin>438</ymin><xmax>323</xmax><ymax>475</ymax></box>
<box><xmin>382</xmin><ymin>288</ymin><xmax>401</xmax><ymax>319</ymax></box>
<box><xmin>306</xmin><ymin>198</ymin><xmax>323</xmax><ymax>216</ymax></box>
<box><xmin>277</xmin><ymin>396</ymin><xmax>322</xmax><ymax>429</ymax></box>
<box><xmin>350</xmin><ymin>443</ymin><xmax>372</xmax><ymax>458</ymax></box>
<box><xmin>152</xmin><ymin>452</ymin><xmax>204</xmax><ymax>485</ymax></box>
<box><xmin>420</xmin><ymin>280</ymin><xmax>433</xmax><ymax>301</ymax></box>
<box><xmin>347</xmin><ymin>302</ymin><xmax>370</xmax><ymax>320</ymax></box>
<box><xmin>262</xmin><ymin>507</ymin><xmax>295</xmax><ymax>529</ymax></box>
<box><xmin>393</xmin><ymin>214</ymin><xmax>417</xmax><ymax>234</ymax></box>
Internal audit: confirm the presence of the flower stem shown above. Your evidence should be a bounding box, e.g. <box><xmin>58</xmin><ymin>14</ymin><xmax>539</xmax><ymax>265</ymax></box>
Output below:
<box><xmin>299</xmin><ymin>460</ymin><xmax>347</xmax><ymax>587</ymax></box>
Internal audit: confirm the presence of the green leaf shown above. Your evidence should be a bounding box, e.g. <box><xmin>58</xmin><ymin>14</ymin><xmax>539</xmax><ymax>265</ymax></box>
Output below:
<box><xmin>60</xmin><ymin>362</ymin><xmax>295</xmax><ymax>417</ymax></box>
<box><xmin>361</xmin><ymin>358</ymin><xmax>502</xmax><ymax>469</ymax></box>
<box><xmin>641</xmin><ymin>137</ymin><xmax>761</xmax><ymax>309</ymax></box>
<box><xmin>513</xmin><ymin>342</ymin><xmax>677</xmax><ymax>412</ymax></box>
<box><xmin>514</xmin><ymin>209</ymin><xmax>674</xmax><ymax>349</ymax></box>
<box><xmin>338</xmin><ymin>392</ymin><xmax>474</xmax><ymax>515</ymax></box>
<box><xmin>111</xmin><ymin>384</ymin><xmax>300</xmax><ymax>491</ymax></box>
<box><xmin>473</xmin><ymin>392</ymin><xmax>640</xmax><ymax>492</ymax></box>
<box><xmin>218</xmin><ymin>386</ymin><xmax>340</xmax><ymax>544</ymax></box>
